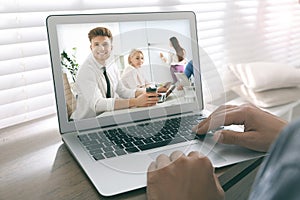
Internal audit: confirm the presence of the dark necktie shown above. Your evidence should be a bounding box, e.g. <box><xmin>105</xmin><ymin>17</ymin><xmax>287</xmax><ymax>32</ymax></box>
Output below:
<box><xmin>103</xmin><ymin>67</ymin><xmax>111</xmax><ymax>98</ymax></box>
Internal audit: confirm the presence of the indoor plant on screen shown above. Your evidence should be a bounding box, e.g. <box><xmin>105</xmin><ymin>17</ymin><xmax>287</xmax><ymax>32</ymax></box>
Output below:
<box><xmin>60</xmin><ymin>47</ymin><xmax>79</xmax><ymax>82</ymax></box>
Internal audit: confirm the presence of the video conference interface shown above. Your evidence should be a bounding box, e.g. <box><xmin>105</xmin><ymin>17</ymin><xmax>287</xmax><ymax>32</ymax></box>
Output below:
<box><xmin>56</xmin><ymin>18</ymin><xmax>199</xmax><ymax>121</ymax></box>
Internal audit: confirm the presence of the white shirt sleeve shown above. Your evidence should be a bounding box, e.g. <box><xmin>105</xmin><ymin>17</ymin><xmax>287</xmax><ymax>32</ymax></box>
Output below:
<box><xmin>72</xmin><ymin>54</ymin><xmax>115</xmax><ymax>119</ymax></box>
<box><xmin>115</xmin><ymin>80</ymin><xmax>136</xmax><ymax>99</ymax></box>
<box><xmin>121</xmin><ymin>66</ymin><xmax>140</xmax><ymax>89</ymax></box>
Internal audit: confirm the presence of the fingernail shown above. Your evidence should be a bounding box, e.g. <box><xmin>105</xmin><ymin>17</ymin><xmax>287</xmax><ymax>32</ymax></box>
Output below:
<box><xmin>213</xmin><ymin>131</ymin><xmax>223</xmax><ymax>142</ymax></box>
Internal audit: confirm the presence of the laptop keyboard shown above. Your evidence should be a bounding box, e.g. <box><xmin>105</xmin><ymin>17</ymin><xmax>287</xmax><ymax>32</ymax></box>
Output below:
<box><xmin>78</xmin><ymin>114</ymin><xmax>207</xmax><ymax>161</ymax></box>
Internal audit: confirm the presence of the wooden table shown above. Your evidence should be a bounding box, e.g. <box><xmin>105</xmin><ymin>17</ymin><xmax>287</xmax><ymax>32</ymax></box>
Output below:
<box><xmin>0</xmin><ymin>114</ymin><xmax>263</xmax><ymax>200</ymax></box>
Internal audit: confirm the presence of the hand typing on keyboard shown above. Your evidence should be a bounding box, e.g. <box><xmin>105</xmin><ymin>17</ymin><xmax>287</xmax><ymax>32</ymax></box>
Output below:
<box><xmin>191</xmin><ymin>104</ymin><xmax>287</xmax><ymax>152</ymax></box>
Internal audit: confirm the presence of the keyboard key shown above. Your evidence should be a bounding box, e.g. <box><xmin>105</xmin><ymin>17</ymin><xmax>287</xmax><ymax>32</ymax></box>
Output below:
<box><xmin>169</xmin><ymin>136</ymin><xmax>187</xmax><ymax>144</ymax></box>
<box><xmin>114</xmin><ymin>149</ymin><xmax>127</xmax><ymax>156</ymax></box>
<box><xmin>89</xmin><ymin>149</ymin><xmax>103</xmax><ymax>155</ymax></box>
<box><xmin>161</xmin><ymin>134</ymin><xmax>172</xmax><ymax>140</ymax></box>
<box><xmin>142</xmin><ymin>138</ymin><xmax>154</xmax><ymax>144</ymax></box>
<box><xmin>86</xmin><ymin>144</ymin><xmax>103</xmax><ymax>151</ymax></box>
<box><xmin>93</xmin><ymin>153</ymin><xmax>105</xmax><ymax>160</ymax></box>
<box><xmin>138</xmin><ymin>140</ymin><xmax>171</xmax><ymax>151</ymax></box>
<box><xmin>123</xmin><ymin>142</ymin><xmax>134</xmax><ymax>148</ymax></box>
<box><xmin>80</xmin><ymin>140</ymin><xmax>99</xmax><ymax>146</ymax></box>
<box><xmin>125</xmin><ymin>147</ymin><xmax>139</xmax><ymax>153</ymax></box>
<box><xmin>104</xmin><ymin>152</ymin><xmax>116</xmax><ymax>158</ymax></box>
<box><xmin>78</xmin><ymin>134</ymin><xmax>90</xmax><ymax>142</ymax></box>
<box><xmin>102</xmin><ymin>146</ymin><xmax>114</xmax><ymax>152</ymax></box>
<box><xmin>133</xmin><ymin>140</ymin><xmax>144</xmax><ymax>146</ymax></box>
<box><xmin>89</xmin><ymin>133</ymin><xmax>101</xmax><ymax>140</ymax></box>
<box><xmin>184</xmin><ymin>134</ymin><xmax>197</xmax><ymax>140</ymax></box>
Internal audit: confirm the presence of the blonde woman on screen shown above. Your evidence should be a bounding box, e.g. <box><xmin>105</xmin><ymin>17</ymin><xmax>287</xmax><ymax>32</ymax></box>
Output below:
<box><xmin>121</xmin><ymin>49</ymin><xmax>150</xmax><ymax>89</ymax></box>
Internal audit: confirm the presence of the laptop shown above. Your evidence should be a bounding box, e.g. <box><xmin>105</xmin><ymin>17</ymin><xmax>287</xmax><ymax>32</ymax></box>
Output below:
<box><xmin>157</xmin><ymin>84</ymin><xmax>176</xmax><ymax>103</ymax></box>
<box><xmin>46</xmin><ymin>11</ymin><xmax>264</xmax><ymax>196</ymax></box>
<box><xmin>175</xmin><ymin>72</ymin><xmax>191</xmax><ymax>86</ymax></box>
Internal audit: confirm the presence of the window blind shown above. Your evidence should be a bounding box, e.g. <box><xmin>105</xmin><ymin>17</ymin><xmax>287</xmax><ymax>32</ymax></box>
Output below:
<box><xmin>1</xmin><ymin>0</ymin><xmax>300</xmax><ymax>129</ymax></box>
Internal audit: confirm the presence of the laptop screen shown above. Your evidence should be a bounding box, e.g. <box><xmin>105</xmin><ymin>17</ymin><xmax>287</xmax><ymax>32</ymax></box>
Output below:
<box><xmin>47</xmin><ymin>11</ymin><xmax>203</xmax><ymax>133</ymax></box>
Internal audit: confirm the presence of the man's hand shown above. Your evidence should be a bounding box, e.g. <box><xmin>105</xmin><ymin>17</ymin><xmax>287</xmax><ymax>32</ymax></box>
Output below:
<box><xmin>135</xmin><ymin>93</ymin><xmax>159</xmax><ymax>107</ymax></box>
<box><xmin>147</xmin><ymin>151</ymin><xmax>224</xmax><ymax>200</ymax></box>
<box><xmin>192</xmin><ymin>104</ymin><xmax>288</xmax><ymax>152</ymax></box>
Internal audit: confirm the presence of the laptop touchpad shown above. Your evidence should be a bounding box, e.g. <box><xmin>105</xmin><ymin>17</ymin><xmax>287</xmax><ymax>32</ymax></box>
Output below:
<box><xmin>148</xmin><ymin>143</ymin><xmax>227</xmax><ymax>167</ymax></box>
<box><xmin>100</xmin><ymin>153</ymin><xmax>153</xmax><ymax>173</ymax></box>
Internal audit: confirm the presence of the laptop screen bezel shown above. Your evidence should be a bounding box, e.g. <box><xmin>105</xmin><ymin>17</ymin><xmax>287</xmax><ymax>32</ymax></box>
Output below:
<box><xmin>46</xmin><ymin>11</ymin><xmax>203</xmax><ymax>134</ymax></box>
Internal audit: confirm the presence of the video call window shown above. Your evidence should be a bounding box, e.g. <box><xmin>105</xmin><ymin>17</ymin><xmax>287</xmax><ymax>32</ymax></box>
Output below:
<box><xmin>56</xmin><ymin>19</ymin><xmax>198</xmax><ymax>121</ymax></box>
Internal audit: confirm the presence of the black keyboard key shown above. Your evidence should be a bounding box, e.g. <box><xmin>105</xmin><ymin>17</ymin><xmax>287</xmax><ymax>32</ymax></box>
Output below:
<box><xmin>104</xmin><ymin>152</ymin><xmax>116</xmax><ymax>158</ymax></box>
<box><xmin>102</xmin><ymin>141</ymin><xmax>115</xmax><ymax>147</ymax></box>
<box><xmin>123</xmin><ymin>137</ymin><xmax>135</xmax><ymax>143</ymax></box>
<box><xmin>86</xmin><ymin>144</ymin><xmax>103</xmax><ymax>151</ymax></box>
<box><xmin>80</xmin><ymin>140</ymin><xmax>100</xmax><ymax>146</ymax></box>
<box><xmin>133</xmin><ymin>140</ymin><xmax>144</xmax><ymax>146</ymax></box>
<box><xmin>152</xmin><ymin>136</ymin><xmax>162</xmax><ymax>142</ymax></box>
<box><xmin>123</xmin><ymin>142</ymin><xmax>134</xmax><ymax>148</ymax></box>
<box><xmin>78</xmin><ymin>134</ymin><xmax>90</xmax><ymax>142</ymax></box>
<box><xmin>125</xmin><ymin>147</ymin><xmax>139</xmax><ymax>153</ymax></box>
<box><xmin>112</xmin><ymin>139</ymin><xmax>125</xmax><ymax>146</ymax></box>
<box><xmin>112</xmin><ymin>145</ymin><xmax>123</xmax><ymax>151</ymax></box>
<box><xmin>114</xmin><ymin>149</ymin><xmax>127</xmax><ymax>156</ymax></box>
<box><xmin>142</xmin><ymin>138</ymin><xmax>154</xmax><ymax>144</ymax></box>
<box><xmin>195</xmin><ymin>134</ymin><xmax>207</xmax><ymax>140</ymax></box>
<box><xmin>89</xmin><ymin>149</ymin><xmax>103</xmax><ymax>155</ymax></box>
<box><xmin>93</xmin><ymin>153</ymin><xmax>105</xmax><ymax>160</ymax></box>
<box><xmin>138</xmin><ymin>136</ymin><xmax>187</xmax><ymax>151</ymax></box>
<box><xmin>102</xmin><ymin>146</ymin><xmax>114</xmax><ymax>153</ymax></box>
<box><xmin>161</xmin><ymin>134</ymin><xmax>172</xmax><ymax>140</ymax></box>
<box><xmin>184</xmin><ymin>134</ymin><xmax>197</xmax><ymax>140</ymax></box>
<box><xmin>89</xmin><ymin>133</ymin><xmax>101</xmax><ymax>140</ymax></box>
<box><xmin>138</xmin><ymin>140</ymin><xmax>171</xmax><ymax>151</ymax></box>
<box><xmin>169</xmin><ymin>136</ymin><xmax>187</xmax><ymax>144</ymax></box>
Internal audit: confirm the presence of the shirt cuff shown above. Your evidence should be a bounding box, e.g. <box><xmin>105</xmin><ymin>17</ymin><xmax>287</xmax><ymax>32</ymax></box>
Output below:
<box><xmin>95</xmin><ymin>98</ymin><xmax>115</xmax><ymax>113</ymax></box>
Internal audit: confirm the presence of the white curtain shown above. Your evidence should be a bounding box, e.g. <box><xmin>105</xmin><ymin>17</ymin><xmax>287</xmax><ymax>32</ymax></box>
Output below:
<box><xmin>1</xmin><ymin>0</ymin><xmax>299</xmax><ymax>129</ymax></box>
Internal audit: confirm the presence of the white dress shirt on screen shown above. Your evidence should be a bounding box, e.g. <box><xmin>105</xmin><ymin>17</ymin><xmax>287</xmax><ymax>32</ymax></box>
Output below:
<box><xmin>71</xmin><ymin>53</ymin><xmax>135</xmax><ymax>119</ymax></box>
<box><xmin>121</xmin><ymin>65</ymin><xmax>150</xmax><ymax>89</ymax></box>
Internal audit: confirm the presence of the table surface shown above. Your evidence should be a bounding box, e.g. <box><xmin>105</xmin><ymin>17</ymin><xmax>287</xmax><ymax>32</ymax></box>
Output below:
<box><xmin>100</xmin><ymin>89</ymin><xmax>190</xmax><ymax>118</ymax></box>
<box><xmin>0</xmin><ymin>114</ymin><xmax>262</xmax><ymax>200</ymax></box>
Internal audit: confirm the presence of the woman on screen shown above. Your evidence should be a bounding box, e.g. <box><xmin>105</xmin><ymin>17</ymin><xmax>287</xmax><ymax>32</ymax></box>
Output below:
<box><xmin>160</xmin><ymin>36</ymin><xmax>188</xmax><ymax>83</ymax></box>
<box><xmin>160</xmin><ymin>36</ymin><xmax>187</xmax><ymax>66</ymax></box>
<box><xmin>121</xmin><ymin>49</ymin><xmax>151</xmax><ymax>89</ymax></box>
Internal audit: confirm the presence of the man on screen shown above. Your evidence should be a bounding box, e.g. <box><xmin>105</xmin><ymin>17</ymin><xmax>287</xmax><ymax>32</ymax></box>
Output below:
<box><xmin>71</xmin><ymin>27</ymin><xmax>159</xmax><ymax>120</ymax></box>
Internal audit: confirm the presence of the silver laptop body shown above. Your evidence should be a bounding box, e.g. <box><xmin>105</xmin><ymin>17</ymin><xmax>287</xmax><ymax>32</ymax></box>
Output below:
<box><xmin>47</xmin><ymin>11</ymin><xmax>264</xmax><ymax>196</ymax></box>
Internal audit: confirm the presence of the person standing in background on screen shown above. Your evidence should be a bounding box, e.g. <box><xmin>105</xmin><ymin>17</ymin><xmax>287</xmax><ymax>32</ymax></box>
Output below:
<box><xmin>120</xmin><ymin>49</ymin><xmax>151</xmax><ymax>89</ymax></box>
<box><xmin>160</xmin><ymin>36</ymin><xmax>187</xmax><ymax>66</ymax></box>
<box><xmin>177</xmin><ymin>59</ymin><xmax>195</xmax><ymax>90</ymax></box>
<box><xmin>71</xmin><ymin>27</ymin><xmax>159</xmax><ymax>120</ymax></box>
<box><xmin>160</xmin><ymin>36</ymin><xmax>188</xmax><ymax>83</ymax></box>
<box><xmin>184</xmin><ymin>60</ymin><xmax>194</xmax><ymax>79</ymax></box>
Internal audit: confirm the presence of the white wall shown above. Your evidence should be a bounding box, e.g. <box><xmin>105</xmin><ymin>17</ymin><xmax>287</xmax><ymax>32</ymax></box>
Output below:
<box><xmin>57</xmin><ymin>19</ymin><xmax>193</xmax><ymax>83</ymax></box>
